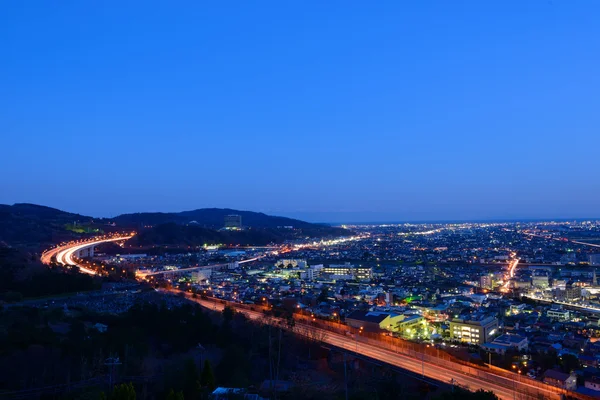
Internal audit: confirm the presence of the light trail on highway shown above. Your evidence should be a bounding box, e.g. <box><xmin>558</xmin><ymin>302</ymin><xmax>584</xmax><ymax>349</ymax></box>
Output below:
<box><xmin>184</xmin><ymin>294</ymin><xmax>564</xmax><ymax>400</ymax></box>
<box><xmin>136</xmin><ymin>255</ymin><xmax>264</xmax><ymax>278</ymax></box>
<box><xmin>502</xmin><ymin>255</ymin><xmax>520</xmax><ymax>292</ymax></box>
<box><xmin>41</xmin><ymin>234</ymin><xmax>134</xmax><ymax>275</ymax></box>
<box><xmin>37</xmin><ymin>231</ymin><xmax>586</xmax><ymax>400</ymax></box>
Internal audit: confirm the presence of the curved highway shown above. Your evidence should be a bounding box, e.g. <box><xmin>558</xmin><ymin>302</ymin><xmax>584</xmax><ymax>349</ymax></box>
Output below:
<box><xmin>41</xmin><ymin>234</ymin><xmax>134</xmax><ymax>275</ymax></box>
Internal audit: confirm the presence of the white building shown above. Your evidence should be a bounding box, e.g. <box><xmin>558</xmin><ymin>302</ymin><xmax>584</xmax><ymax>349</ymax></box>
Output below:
<box><xmin>191</xmin><ymin>268</ymin><xmax>212</xmax><ymax>283</ymax></box>
<box><xmin>228</xmin><ymin>261</ymin><xmax>239</xmax><ymax>270</ymax></box>
<box><xmin>449</xmin><ymin>316</ymin><xmax>498</xmax><ymax>345</ymax></box>
<box><xmin>547</xmin><ymin>308</ymin><xmax>570</xmax><ymax>321</ymax></box>
<box><xmin>278</xmin><ymin>259</ymin><xmax>307</xmax><ymax>268</ymax></box>
<box><xmin>322</xmin><ymin>262</ymin><xmax>372</xmax><ymax>281</ymax></box>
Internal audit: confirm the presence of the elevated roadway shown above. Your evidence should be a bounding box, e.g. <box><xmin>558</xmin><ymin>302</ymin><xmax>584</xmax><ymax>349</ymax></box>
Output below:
<box><xmin>185</xmin><ymin>294</ymin><xmax>575</xmax><ymax>400</ymax></box>
<box><xmin>137</xmin><ymin>256</ymin><xmax>264</xmax><ymax>278</ymax></box>
<box><xmin>41</xmin><ymin>234</ymin><xmax>134</xmax><ymax>275</ymax></box>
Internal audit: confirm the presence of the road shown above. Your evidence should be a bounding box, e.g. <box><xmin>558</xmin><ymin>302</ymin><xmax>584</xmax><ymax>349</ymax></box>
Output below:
<box><xmin>41</xmin><ymin>235</ymin><xmax>134</xmax><ymax>275</ymax></box>
<box><xmin>571</xmin><ymin>240</ymin><xmax>600</xmax><ymax>249</ymax></box>
<box><xmin>502</xmin><ymin>256</ymin><xmax>520</xmax><ymax>292</ymax></box>
<box><xmin>524</xmin><ymin>295</ymin><xmax>600</xmax><ymax>313</ymax></box>
<box><xmin>38</xmin><ymin>236</ymin><xmax>578</xmax><ymax>400</ymax></box>
<box><xmin>186</xmin><ymin>295</ymin><xmax>564</xmax><ymax>400</ymax></box>
<box><xmin>524</xmin><ymin>231</ymin><xmax>600</xmax><ymax>249</ymax></box>
<box><xmin>137</xmin><ymin>256</ymin><xmax>264</xmax><ymax>278</ymax></box>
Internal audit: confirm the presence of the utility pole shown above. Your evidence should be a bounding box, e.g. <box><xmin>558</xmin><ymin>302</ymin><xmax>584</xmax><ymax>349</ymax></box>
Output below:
<box><xmin>104</xmin><ymin>356</ymin><xmax>122</xmax><ymax>392</ymax></box>
<box><xmin>344</xmin><ymin>352</ymin><xmax>349</xmax><ymax>400</ymax></box>
<box><xmin>421</xmin><ymin>343</ymin><xmax>425</xmax><ymax>378</ymax></box>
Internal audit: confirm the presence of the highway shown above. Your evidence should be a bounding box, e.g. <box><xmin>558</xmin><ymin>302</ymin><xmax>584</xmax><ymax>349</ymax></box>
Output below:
<box><xmin>571</xmin><ymin>240</ymin><xmax>600</xmax><ymax>249</ymax></box>
<box><xmin>41</xmin><ymin>235</ymin><xmax>134</xmax><ymax>275</ymax></box>
<box><xmin>524</xmin><ymin>231</ymin><xmax>600</xmax><ymax>250</ymax></box>
<box><xmin>502</xmin><ymin>256</ymin><xmax>520</xmax><ymax>292</ymax></box>
<box><xmin>186</xmin><ymin>295</ymin><xmax>565</xmax><ymax>400</ymax></box>
<box><xmin>38</xmin><ymin>235</ymin><xmax>584</xmax><ymax>400</ymax></box>
<box><xmin>137</xmin><ymin>256</ymin><xmax>264</xmax><ymax>278</ymax></box>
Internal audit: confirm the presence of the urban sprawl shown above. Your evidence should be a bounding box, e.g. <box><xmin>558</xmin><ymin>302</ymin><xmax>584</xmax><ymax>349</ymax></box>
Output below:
<box><xmin>45</xmin><ymin>218</ymin><xmax>600</xmax><ymax>397</ymax></box>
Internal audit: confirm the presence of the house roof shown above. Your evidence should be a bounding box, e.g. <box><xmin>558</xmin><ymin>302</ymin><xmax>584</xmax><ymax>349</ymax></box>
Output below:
<box><xmin>345</xmin><ymin>310</ymin><xmax>389</xmax><ymax>324</ymax></box>
<box><xmin>544</xmin><ymin>369</ymin><xmax>570</xmax><ymax>382</ymax></box>
<box><xmin>493</xmin><ymin>334</ymin><xmax>527</xmax><ymax>346</ymax></box>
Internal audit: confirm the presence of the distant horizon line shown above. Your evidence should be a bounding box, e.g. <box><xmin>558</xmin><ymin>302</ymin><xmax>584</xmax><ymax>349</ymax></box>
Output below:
<box><xmin>3</xmin><ymin>202</ymin><xmax>599</xmax><ymax>226</ymax></box>
<box><xmin>316</xmin><ymin>217</ymin><xmax>600</xmax><ymax>226</ymax></box>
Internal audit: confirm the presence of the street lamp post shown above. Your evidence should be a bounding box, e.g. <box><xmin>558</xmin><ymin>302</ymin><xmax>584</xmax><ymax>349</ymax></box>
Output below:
<box><xmin>517</xmin><ymin>370</ymin><xmax>521</xmax><ymax>400</ymax></box>
<box><xmin>422</xmin><ymin>343</ymin><xmax>430</xmax><ymax>378</ymax></box>
<box><xmin>511</xmin><ymin>365</ymin><xmax>521</xmax><ymax>400</ymax></box>
<box><xmin>355</xmin><ymin>326</ymin><xmax>363</xmax><ymax>352</ymax></box>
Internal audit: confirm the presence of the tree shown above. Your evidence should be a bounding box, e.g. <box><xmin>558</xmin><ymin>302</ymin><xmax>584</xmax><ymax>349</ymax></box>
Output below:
<box><xmin>286</xmin><ymin>313</ymin><xmax>295</xmax><ymax>330</ymax></box>
<box><xmin>222</xmin><ymin>306</ymin><xmax>234</xmax><ymax>325</ymax></box>
<box><xmin>215</xmin><ymin>345</ymin><xmax>250</xmax><ymax>387</ymax></box>
<box><xmin>200</xmin><ymin>359</ymin><xmax>216</xmax><ymax>391</ymax></box>
<box><xmin>433</xmin><ymin>387</ymin><xmax>499</xmax><ymax>400</ymax></box>
<box><xmin>182</xmin><ymin>358</ymin><xmax>200</xmax><ymax>399</ymax></box>
<box><xmin>166</xmin><ymin>389</ymin><xmax>184</xmax><ymax>400</ymax></box>
<box><xmin>560</xmin><ymin>353</ymin><xmax>580</xmax><ymax>373</ymax></box>
<box><xmin>4</xmin><ymin>291</ymin><xmax>23</xmax><ymax>302</ymax></box>
<box><xmin>111</xmin><ymin>382</ymin><xmax>136</xmax><ymax>400</ymax></box>
<box><xmin>317</xmin><ymin>287</ymin><xmax>329</xmax><ymax>303</ymax></box>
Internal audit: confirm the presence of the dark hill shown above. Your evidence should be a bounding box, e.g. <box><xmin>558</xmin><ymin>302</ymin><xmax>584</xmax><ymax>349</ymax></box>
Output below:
<box><xmin>0</xmin><ymin>204</ymin><xmax>349</xmax><ymax>249</ymax></box>
<box><xmin>127</xmin><ymin>223</ymin><xmax>285</xmax><ymax>247</ymax></box>
<box><xmin>115</xmin><ymin>208</ymin><xmax>349</xmax><ymax>246</ymax></box>
<box><xmin>0</xmin><ymin>203</ymin><xmax>96</xmax><ymax>248</ymax></box>
<box><xmin>112</xmin><ymin>208</ymin><xmax>320</xmax><ymax>229</ymax></box>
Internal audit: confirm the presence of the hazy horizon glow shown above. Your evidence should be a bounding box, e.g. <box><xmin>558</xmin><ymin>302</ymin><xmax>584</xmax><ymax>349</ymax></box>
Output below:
<box><xmin>2</xmin><ymin>1</ymin><xmax>599</xmax><ymax>221</ymax></box>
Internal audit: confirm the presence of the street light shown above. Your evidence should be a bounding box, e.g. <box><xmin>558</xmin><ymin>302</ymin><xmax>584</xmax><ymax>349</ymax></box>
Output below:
<box><xmin>356</xmin><ymin>326</ymin><xmax>363</xmax><ymax>352</ymax></box>
<box><xmin>511</xmin><ymin>365</ymin><xmax>521</xmax><ymax>400</ymax></box>
<box><xmin>422</xmin><ymin>344</ymin><xmax>430</xmax><ymax>378</ymax></box>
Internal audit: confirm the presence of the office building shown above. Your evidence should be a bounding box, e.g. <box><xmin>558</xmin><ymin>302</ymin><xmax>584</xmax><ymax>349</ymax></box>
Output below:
<box><xmin>224</xmin><ymin>214</ymin><xmax>242</xmax><ymax>229</ymax></box>
<box><xmin>547</xmin><ymin>308</ymin><xmax>570</xmax><ymax>321</ymax></box>
<box><xmin>480</xmin><ymin>274</ymin><xmax>494</xmax><ymax>289</ymax></box>
<box><xmin>532</xmin><ymin>273</ymin><xmax>550</xmax><ymax>289</ymax></box>
<box><xmin>277</xmin><ymin>259</ymin><xmax>307</xmax><ymax>269</ymax></box>
<box><xmin>322</xmin><ymin>262</ymin><xmax>372</xmax><ymax>281</ymax></box>
<box><xmin>449</xmin><ymin>316</ymin><xmax>498</xmax><ymax>344</ymax></box>
<box><xmin>191</xmin><ymin>268</ymin><xmax>212</xmax><ymax>283</ymax></box>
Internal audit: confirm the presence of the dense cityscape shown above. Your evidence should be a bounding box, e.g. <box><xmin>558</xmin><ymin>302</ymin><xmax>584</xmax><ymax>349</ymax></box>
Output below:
<box><xmin>4</xmin><ymin>213</ymin><xmax>600</xmax><ymax>399</ymax></box>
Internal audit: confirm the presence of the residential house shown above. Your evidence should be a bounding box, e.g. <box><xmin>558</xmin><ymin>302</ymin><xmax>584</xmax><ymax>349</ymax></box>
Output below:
<box><xmin>345</xmin><ymin>310</ymin><xmax>403</xmax><ymax>332</ymax></box>
<box><xmin>542</xmin><ymin>370</ymin><xmax>577</xmax><ymax>391</ymax></box>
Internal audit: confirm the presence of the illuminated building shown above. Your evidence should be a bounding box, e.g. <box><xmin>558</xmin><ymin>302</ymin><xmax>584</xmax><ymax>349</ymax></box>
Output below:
<box><xmin>224</xmin><ymin>214</ymin><xmax>242</xmax><ymax>229</ymax></box>
<box><xmin>449</xmin><ymin>316</ymin><xmax>498</xmax><ymax>344</ymax></box>
<box><xmin>532</xmin><ymin>273</ymin><xmax>550</xmax><ymax>288</ymax></box>
<box><xmin>480</xmin><ymin>274</ymin><xmax>494</xmax><ymax>289</ymax></box>
<box><xmin>547</xmin><ymin>308</ymin><xmax>570</xmax><ymax>321</ymax></box>
<box><xmin>322</xmin><ymin>263</ymin><xmax>372</xmax><ymax>281</ymax></box>
<box><xmin>191</xmin><ymin>269</ymin><xmax>212</xmax><ymax>282</ymax></box>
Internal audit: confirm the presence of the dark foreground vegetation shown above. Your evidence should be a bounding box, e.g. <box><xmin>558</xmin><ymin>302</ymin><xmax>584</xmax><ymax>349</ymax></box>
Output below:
<box><xmin>0</xmin><ymin>247</ymin><xmax>101</xmax><ymax>302</ymax></box>
<box><xmin>0</xmin><ymin>294</ymin><xmax>500</xmax><ymax>400</ymax></box>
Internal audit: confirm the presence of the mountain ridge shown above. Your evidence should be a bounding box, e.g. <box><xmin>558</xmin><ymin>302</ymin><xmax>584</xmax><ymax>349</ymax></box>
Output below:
<box><xmin>0</xmin><ymin>203</ymin><xmax>348</xmax><ymax>249</ymax></box>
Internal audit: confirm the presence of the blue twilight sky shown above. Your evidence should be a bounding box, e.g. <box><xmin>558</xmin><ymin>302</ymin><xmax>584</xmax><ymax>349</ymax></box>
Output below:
<box><xmin>1</xmin><ymin>1</ymin><xmax>600</xmax><ymax>223</ymax></box>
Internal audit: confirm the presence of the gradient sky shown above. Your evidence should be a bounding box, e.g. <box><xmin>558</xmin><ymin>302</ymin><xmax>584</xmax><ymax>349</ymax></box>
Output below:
<box><xmin>2</xmin><ymin>1</ymin><xmax>600</xmax><ymax>222</ymax></box>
